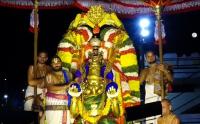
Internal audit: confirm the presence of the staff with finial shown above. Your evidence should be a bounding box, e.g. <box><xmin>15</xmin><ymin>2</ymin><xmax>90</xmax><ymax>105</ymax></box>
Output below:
<box><xmin>33</xmin><ymin>0</ymin><xmax>39</xmax><ymax>111</ymax></box>
<box><xmin>33</xmin><ymin>0</ymin><xmax>39</xmax><ymax>67</ymax></box>
<box><xmin>155</xmin><ymin>5</ymin><xmax>165</xmax><ymax>99</ymax></box>
<box><xmin>143</xmin><ymin>0</ymin><xmax>171</xmax><ymax>99</ymax></box>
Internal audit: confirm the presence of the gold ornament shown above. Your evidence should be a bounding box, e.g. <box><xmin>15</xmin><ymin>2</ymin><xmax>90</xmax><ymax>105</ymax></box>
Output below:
<box><xmin>86</xmin><ymin>5</ymin><xmax>106</xmax><ymax>24</ymax></box>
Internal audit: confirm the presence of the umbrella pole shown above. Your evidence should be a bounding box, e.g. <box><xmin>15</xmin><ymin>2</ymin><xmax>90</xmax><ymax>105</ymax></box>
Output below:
<box><xmin>34</xmin><ymin>0</ymin><xmax>38</xmax><ymax>67</ymax></box>
<box><xmin>155</xmin><ymin>5</ymin><xmax>165</xmax><ymax>99</ymax></box>
<box><xmin>33</xmin><ymin>0</ymin><xmax>39</xmax><ymax>112</ymax></box>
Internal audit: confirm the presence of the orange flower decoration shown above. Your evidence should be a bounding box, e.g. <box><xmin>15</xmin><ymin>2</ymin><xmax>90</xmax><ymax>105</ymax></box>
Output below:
<box><xmin>93</xmin><ymin>25</ymin><xmax>100</xmax><ymax>34</ymax></box>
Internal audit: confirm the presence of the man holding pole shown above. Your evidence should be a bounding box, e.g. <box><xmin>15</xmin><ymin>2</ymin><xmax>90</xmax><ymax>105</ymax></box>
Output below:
<box><xmin>140</xmin><ymin>51</ymin><xmax>173</xmax><ymax>124</ymax></box>
<box><xmin>24</xmin><ymin>51</ymin><xmax>51</xmax><ymax>123</ymax></box>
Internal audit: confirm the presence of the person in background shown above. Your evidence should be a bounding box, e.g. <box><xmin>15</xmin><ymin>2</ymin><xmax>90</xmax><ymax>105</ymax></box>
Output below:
<box><xmin>24</xmin><ymin>50</ymin><xmax>51</xmax><ymax>123</ymax></box>
<box><xmin>140</xmin><ymin>51</ymin><xmax>173</xmax><ymax>124</ymax></box>
<box><xmin>157</xmin><ymin>99</ymin><xmax>180</xmax><ymax>124</ymax></box>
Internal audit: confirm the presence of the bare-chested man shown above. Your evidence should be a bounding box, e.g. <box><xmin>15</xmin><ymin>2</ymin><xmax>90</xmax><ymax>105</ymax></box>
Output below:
<box><xmin>45</xmin><ymin>55</ymin><xmax>72</xmax><ymax>124</ymax></box>
<box><xmin>140</xmin><ymin>51</ymin><xmax>173</xmax><ymax>103</ymax></box>
<box><xmin>140</xmin><ymin>51</ymin><xmax>173</xmax><ymax>124</ymax></box>
<box><xmin>157</xmin><ymin>99</ymin><xmax>180</xmax><ymax>124</ymax></box>
<box><xmin>24</xmin><ymin>51</ymin><xmax>51</xmax><ymax>111</ymax></box>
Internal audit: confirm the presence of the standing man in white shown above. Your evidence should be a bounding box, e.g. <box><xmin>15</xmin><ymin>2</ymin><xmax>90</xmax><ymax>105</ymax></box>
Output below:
<box><xmin>140</xmin><ymin>51</ymin><xmax>173</xmax><ymax>124</ymax></box>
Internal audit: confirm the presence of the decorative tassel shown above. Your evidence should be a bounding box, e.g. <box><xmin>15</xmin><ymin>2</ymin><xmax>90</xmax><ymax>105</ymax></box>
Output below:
<box><xmin>93</xmin><ymin>25</ymin><xmax>100</xmax><ymax>35</ymax></box>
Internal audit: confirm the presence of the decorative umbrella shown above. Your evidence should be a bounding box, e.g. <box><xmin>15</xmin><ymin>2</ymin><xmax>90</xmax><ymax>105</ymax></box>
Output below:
<box><xmin>1</xmin><ymin>0</ymin><xmax>199</xmax><ymax>66</ymax></box>
<box><xmin>1</xmin><ymin>0</ymin><xmax>200</xmax><ymax>14</ymax></box>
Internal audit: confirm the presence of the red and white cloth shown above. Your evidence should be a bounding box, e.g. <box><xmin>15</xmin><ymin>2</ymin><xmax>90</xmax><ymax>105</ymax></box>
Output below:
<box><xmin>45</xmin><ymin>92</ymin><xmax>70</xmax><ymax>124</ymax></box>
<box><xmin>29</xmin><ymin>9</ymin><xmax>39</xmax><ymax>33</ymax></box>
<box><xmin>154</xmin><ymin>20</ymin><xmax>166</xmax><ymax>45</ymax></box>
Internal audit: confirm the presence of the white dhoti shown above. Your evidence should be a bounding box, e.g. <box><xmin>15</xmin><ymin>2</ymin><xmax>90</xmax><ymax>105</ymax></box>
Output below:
<box><xmin>24</xmin><ymin>86</ymin><xmax>44</xmax><ymax>111</ymax></box>
<box><xmin>145</xmin><ymin>83</ymin><xmax>161</xmax><ymax>104</ymax></box>
<box><xmin>144</xmin><ymin>83</ymin><xmax>161</xmax><ymax>124</ymax></box>
<box><xmin>45</xmin><ymin>92</ymin><xmax>70</xmax><ymax>124</ymax></box>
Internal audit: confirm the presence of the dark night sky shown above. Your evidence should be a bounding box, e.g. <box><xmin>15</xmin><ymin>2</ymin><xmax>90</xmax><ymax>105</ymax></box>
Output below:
<box><xmin>0</xmin><ymin>7</ymin><xmax>200</xmax><ymax>107</ymax></box>
<box><xmin>0</xmin><ymin>7</ymin><xmax>82</xmax><ymax>90</ymax></box>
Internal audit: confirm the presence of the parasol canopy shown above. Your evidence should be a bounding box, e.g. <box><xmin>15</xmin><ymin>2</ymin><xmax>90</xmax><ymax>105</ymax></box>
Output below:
<box><xmin>0</xmin><ymin>0</ymin><xmax>200</xmax><ymax>16</ymax></box>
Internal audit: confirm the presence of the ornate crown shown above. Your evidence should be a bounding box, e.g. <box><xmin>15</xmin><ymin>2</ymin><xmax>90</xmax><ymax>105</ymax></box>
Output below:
<box><xmin>90</xmin><ymin>37</ymin><xmax>101</xmax><ymax>47</ymax></box>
